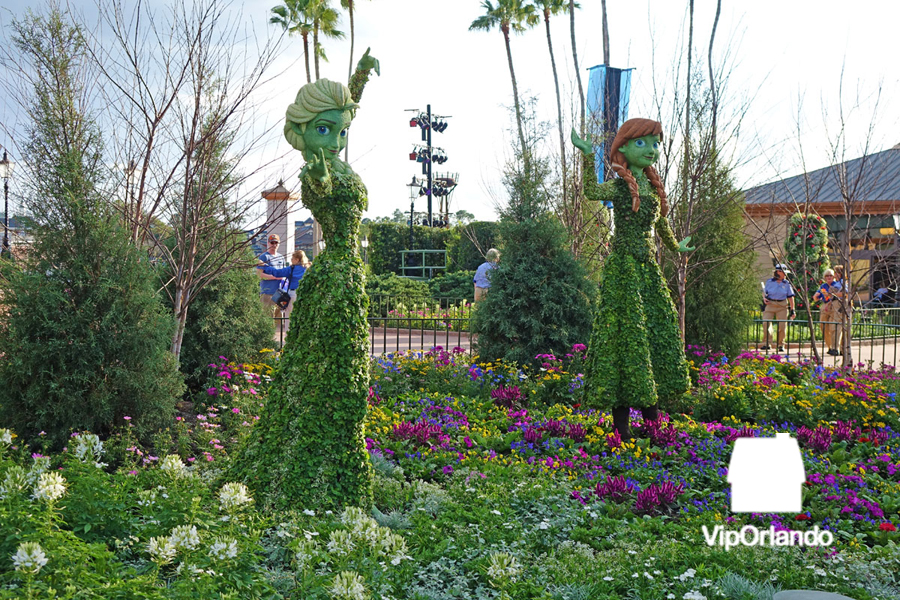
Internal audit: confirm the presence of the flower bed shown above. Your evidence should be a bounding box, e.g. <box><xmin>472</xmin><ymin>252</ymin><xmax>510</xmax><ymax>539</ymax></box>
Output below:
<box><xmin>1</xmin><ymin>348</ymin><xmax>899</xmax><ymax>598</ymax></box>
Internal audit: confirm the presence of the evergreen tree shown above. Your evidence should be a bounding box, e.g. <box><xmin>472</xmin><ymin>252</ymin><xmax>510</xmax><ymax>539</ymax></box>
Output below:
<box><xmin>676</xmin><ymin>156</ymin><xmax>757</xmax><ymax>356</ymax></box>
<box><xmin>0</xmin><ymin>8</ymin><xmax>183</xmax><ymax>449</ymax></box>
<box><xmin>472</xmin><ymin>100</ymin><xmax>595</xmax><ymax>366</ymax></box>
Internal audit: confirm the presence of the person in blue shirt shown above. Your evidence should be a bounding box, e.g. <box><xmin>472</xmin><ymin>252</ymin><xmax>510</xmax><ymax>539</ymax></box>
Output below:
<box><xmin>761</xmin><ymin>264</ymin><xmax>796</xmax><ymax>353</ymax></box>
<box><xmin>257</xmin><ymin>234</ymin><xmax>286</xmax><ymax>308</ymax></box>
<box><xmin>263</xmin><ymin>249</ymin><xmax>311</xmax><ymax>332</ymax></box>
<box><xmin>473</xmin><ymin>248</ymin><xmax>500</xmax><ymax>302</ymax></box>
<box><xmin>813</xmin><ymin>268</ymin><xmax>843</xmax><ymax>356</ymax></box>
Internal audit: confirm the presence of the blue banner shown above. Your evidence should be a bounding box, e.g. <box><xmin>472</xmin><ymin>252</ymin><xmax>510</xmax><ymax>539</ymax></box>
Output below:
<box><xmin>586</xmin><ymin>65</ymin><xmax>633</xmax><ymax>195</ymax></box>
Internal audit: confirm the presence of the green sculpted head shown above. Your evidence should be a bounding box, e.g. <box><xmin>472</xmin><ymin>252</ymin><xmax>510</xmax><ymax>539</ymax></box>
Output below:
<box><xmin>284</xmin><ymin>79</ymin><xmax>359</xmax><ymax>160</ymax></box>
<box><xmin>609</xmin><ymin>118</ymin><xmax>669</xmax><ymax>215</ymax></box>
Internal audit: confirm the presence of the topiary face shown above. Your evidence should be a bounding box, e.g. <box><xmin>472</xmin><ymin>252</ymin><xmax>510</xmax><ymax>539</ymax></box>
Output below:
<box><xmin>299</xmin><ymin>108</ymin><xmax>353</xmax><ymax>161</ymax></box>
<box><xmin>619</xmin><ymin>134</ymin><xmax>661</xmax><ymax>169</ymax></box>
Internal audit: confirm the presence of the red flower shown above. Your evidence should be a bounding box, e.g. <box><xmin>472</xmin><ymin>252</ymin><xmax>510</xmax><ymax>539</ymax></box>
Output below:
<box><xmin>572</xmin><ymin>403</ymin><xmax>581</xmax><ymax>409</ymax></box>
<box><xmin>859</xmin><ymin>436</ymin><xmax>871</xmax><ymax>443</ymax></box>
<box><xmin>795</xmin><ymin>514</ymin><xmax>811</xmax><ymax>521</ymax></box>
<box><xmin>879</xmin><ymin>522</ymin><xmax>897</xmax><ymax>532</ymax></box>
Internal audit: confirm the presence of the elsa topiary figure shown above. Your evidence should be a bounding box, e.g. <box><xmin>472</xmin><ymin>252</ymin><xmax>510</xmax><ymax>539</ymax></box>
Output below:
<box><xmin>234</xmin><ymin>50</ymin><xmax>379</xmax><ymax>510</ymax></box>
<box><xmin>572</xmin><ymin>120</ymin><xmax>693</xmax><ymax>439</ymax></box>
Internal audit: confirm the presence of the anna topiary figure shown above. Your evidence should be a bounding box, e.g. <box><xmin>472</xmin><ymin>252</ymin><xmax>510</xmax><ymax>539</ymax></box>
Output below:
<box><xmin>233</xmin><ymin>50</ymin><xmax>379</xmax><ymax>510</ymax></box>
<box><xmin>572</xmin><ymin>119</ymin><xmax>693</xmax><ymax>439</ymax></box>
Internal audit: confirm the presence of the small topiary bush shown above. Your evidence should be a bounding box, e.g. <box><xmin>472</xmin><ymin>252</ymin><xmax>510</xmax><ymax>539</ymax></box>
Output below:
<box><xmin>428</xmin><ymin>271</ymin><xmax>475</xmax><ymax>303</ymax></box>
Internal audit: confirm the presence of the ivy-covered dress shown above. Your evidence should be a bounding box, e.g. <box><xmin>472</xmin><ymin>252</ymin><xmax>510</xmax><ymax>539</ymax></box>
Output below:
<box><xmin>582</xmin><ymin>159</ymin><xmax>690</xmax><ymax>410</ymax></box>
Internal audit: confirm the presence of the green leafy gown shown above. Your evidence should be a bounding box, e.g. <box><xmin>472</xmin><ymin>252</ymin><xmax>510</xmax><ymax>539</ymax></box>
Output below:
<box><xmin>582</xmin><ymin>156</ymin><xmax>690</xmax><ymax>410</ymax></box>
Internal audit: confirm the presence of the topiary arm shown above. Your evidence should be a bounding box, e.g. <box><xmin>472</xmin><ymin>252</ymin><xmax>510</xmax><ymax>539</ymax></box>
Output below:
<box><xmin>655</xmin><ymin>216</ymin><xmax>693</xmax><ymax>253</ymax></box>
<box><xmin>349</xmin><ymin>47</ymin><xmax>379</xmax><ymax>103</ymax></box>
<box><xmin>571</xmin><ymin>128</ymin><xmax>616</xmax><ymax>205</ymax></box>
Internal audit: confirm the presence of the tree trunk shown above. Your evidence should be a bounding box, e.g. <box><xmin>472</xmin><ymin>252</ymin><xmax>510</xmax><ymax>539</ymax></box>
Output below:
<box><xmin>313</xmin><ymin>20</ymin><xmax>320</xmax><ymax>80</ymax></box>
<box><xmin>502</xmin><ymin>25</ymin><xmax>529</xmax><ymax>175</ymax></box>
<box><xmin>707</xmin><ymin>0</ymin><xmax>721</xmax><ymax>153</ymax></box>
<box><xmin>344</xmin><ymin>0</ymin><xmax>354</xmax><ymax>161</ymax></box>
<box><xmin>171</xmin><ymin>285</ymin><xmax>187</xmax><ymax>363</ymax></box>
<box><xmin>347</xmin><ymin>0</ymin><xmax>355</xmax><ymax>81</ymax></box>
<box><xmin>569</xmin><ymin>0</ymin><xmax>584</xmax><ymax>135</ymax></box>
<box><xmin>544</xmin><ymin>11</ymin><xmax>567</xmax><ymax>218</ymax></box>
<box><xmin>600</xmin><ymin>0</ymin><xmax>610</xmax><ymax>65</ymax></box>
<box><xmin>677</xmin><ymin>256</ymin><xmax>687</xmax><ymax>341</ymax></box>
<box><xmin>302</xmin><ymin>31</ymin><xmax>311</xmax><ymax>83</ymax></box>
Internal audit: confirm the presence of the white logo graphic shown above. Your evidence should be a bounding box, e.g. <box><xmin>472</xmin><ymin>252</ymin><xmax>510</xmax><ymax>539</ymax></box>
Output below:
<box><xmin>727</xmin><ymin>432</ymin><xmax>805</xmax><ymax>513</ymax></box>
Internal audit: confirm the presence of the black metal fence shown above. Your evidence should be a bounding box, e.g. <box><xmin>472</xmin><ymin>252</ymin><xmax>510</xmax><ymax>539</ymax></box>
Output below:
<box><xmin>748</xmin><ymin>318</ymin><xmax>900</xmax><ymax>366</ymax></box>
<box><xmin>273</xmin><ymin>294</ymin><xmax>473</xmax><ymax>354</ymax></box>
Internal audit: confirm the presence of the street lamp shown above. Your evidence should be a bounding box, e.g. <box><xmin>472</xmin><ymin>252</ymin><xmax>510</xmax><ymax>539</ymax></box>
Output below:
<box><xmin>407</xmin><ymin>176</ymin><xmax>422</xmax><ymax>250</ymax></box>
<box><xmin>0</xmin><ymin>150</ymin><xmax>13</xmax><ymax>258</ymax></box>
<box><xmin>361</xmin><ymin>237</ymin><xmax>369</xmax><ymax>265</ymax></box>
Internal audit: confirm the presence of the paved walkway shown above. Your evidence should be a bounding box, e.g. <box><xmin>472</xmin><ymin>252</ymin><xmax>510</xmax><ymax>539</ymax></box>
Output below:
<box><xmin>747</xmin><ymin>336</ymin><xmax>900</xmax><ymax>367</ymax></box>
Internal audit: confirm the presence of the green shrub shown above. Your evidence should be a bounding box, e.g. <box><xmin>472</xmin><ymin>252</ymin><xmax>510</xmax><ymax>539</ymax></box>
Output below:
<box><xmin>367</xmin><ymin>223</ymin><xmax>453</xmax><ymax>276</ymax></box>
<box><xmin>0</xmin><ymin>226</ymin><xmax>185</xmax><ymax>450</ymax></box>
<box><xmin>445</xmin><ymin>221</ymin><xmax>501</xmax><ymax>272</ymax></box>
<box><xmin>367</xmin><ymin>273</ymin><xmax>431</xmax><ymax>316</ymax></box>
<box><xmin>175</xmin><ymin>249</ymin><xmax>274</xmax><ymax>391</ymax></box>
<box><xmin>428</xmin><ymin>271</ymin><xmax>475</xmax><ymax>302</ymax></box>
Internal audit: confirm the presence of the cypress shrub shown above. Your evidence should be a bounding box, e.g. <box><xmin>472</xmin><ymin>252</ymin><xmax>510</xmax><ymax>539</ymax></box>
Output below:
<box><xmin>0</xmin><ymin>225</ymin><xmax>184</xmax><ymax>449</ymax></box>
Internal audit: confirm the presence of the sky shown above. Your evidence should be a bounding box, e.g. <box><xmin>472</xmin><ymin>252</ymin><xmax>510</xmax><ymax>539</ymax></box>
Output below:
<box><xmin>1</xmin><ymin>0</ymin><xmax>899</xmax><ymax>226</ymax></box>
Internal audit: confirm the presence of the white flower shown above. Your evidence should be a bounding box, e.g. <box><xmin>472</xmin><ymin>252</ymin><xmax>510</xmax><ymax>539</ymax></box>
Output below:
<box><xmin>209</xmin><ymin>537</ymin><xmax>238</xmax><ymax>561</ymax></box>
<box><xmin>160</xmin><ymin>455</ymin><xmax>187</xmax><ymax>478</ymax></box>
<box><xmin>326</xmin><ymin>530</ymin><xmax>356</xmax><ymax>557</ymax></box>
<box><xmin>72</xmin><ymin>433</ymin><xmax>104</xmax><ymax>464</ymax></box>
<box><xmin>603</xmin><ymin>576</ymin><xmax>614</xmax><ymax>581</ymax></box>
<box><xmin>303</xmin><ymin>509</ymin><xmax>316</xmax><ymax>516</ymax></box>
<box><xmin>683</xmin><ymin>592</ymin><xmax>707</xmax><ymax>600</ymax></box>
<box><xmin>0</xmin><ymin>466</ymin><xmax>28</xmax><ymax>500</ymax></box>
<box><xmin>169</xmin><ymin>525</ymin><xmax>200</xmax><ymax>551</ymax></box>
<box><xmin>537</xmin><ymin>520</ymin><xmax>550</xmax><ymax>530</ymax></box>
<box><xmin>490</xmin><ymin>510</ymin><xmax>502</xmax><ymax>515</ymax></box>
<box><xmin>0</xmin><ymin>428</ymin><xmax>13</xmax><ymax>445</ymax></box>
<box><xmin>12</xmin><ymin>542</ymin><xmax>48</xmax><ymax>574</ymax></box>
<box><xmin>148</xmin><ymin>536</ymin><xmax>177</xmax><ymax>565</ymax></box>
<box><xmin>381</xmin><ymin>532</ymin><xmax>411</xmax><ymax>565</ymax></box>
<box><xmin>645</xmin><ymin>571</ymin><xmax>654</xmax><ymax>580</ymax></box>
<box><xmin>486</xmin><ymin>552</ymin><xmax>521</xmax><ymax>582</ymax></box>
<box><xmin>29</xmin><ymin>456</ymin><xmax>50</xmax><ymax>481</ymax></box>
<box><xmin>678</xmin><ymin>568</ymin><xmax>697</xmax><ymax>581</ymax></box>
<box><xmin>137</xmin><ymin>489</ymin><xmax>157</xmax><ymax>507</ymax></box>
<box><xmin>668</xmin><ymin>595</ymin><xmax>676</xmax><ymax>599</ymax></box>
<box><xmin>218</xmin><ymin>482</ymin><xmax>252</xmax><ymax>510</ymax></box>
<box><xmin>329</xmin><ymin>571</ymin><xmax>369</xmax><ymax>600</ymax></box>
<box><xmin>32</xmin><ymin>472</ymin><xmax>67</xmax><ymax>503</ymax></box>
<box><xmin>294</xmin><ymin>538</ymin><xmax>320</xmax><ymax>570</ymax></box>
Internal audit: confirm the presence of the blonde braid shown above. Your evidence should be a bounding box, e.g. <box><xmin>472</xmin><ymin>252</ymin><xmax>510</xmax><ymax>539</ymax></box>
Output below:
<box><xmin>644</xmin><ymin>166</ymin><xmax>668</xmax><ymax>217</ymax></box>
<box><xmin>611</xmin><ymin>162</ymin><xmax>641</xmax><ymax>212</ymax></box>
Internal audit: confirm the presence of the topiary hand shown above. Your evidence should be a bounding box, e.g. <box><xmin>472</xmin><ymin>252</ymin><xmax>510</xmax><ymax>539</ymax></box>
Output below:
<box><xmin>357</xmin><ymin>47</ymin><xmax>380</xmax><ymax>76</ymax></box>
<box><xmin>571</xmin><ymin>128</ymin><xmax>592</xmax><ymax>156</ymax></box>
<box><xmin>677</xmin><ymin>236</ymin><xmax>695</xmax><ymax>253</ymax></box>
<box><xmin>301</xmin><ymin>148</ymin><xmax>330</xmax><ymax>184</ymax></box>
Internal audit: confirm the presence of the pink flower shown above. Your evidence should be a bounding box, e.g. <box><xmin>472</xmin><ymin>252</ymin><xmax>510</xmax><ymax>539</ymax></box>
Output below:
<box><xmin>232</xmin><ymin>408</ymin><xmax>240</xmax><ymax>414</ymax></box>
<box><xmin>218</xmin><ymin>371</ymin><xmax>232</xmax><ymax>379</ymax></box>
<box><xmin>176</xmin><ymin>416</ymin><xmax>183</xmax><ymax>422</ymax></box>
<box><xmin>128</xmin><ymin>470</ymin><xmax>137</xmax><ymax>476</ymax></box>
<box><xmin>187</xmin><ymin>457</ymin><xmax>196</xmax><ymax>463</ymax></box>
<box><xmin>207</xmin><ymin>388</ymin><xmax>218</xmax><ymax>396</ymax></box>
<box><xmin>123</xmin><ymin>416</ymin><xmax>132</xmax><ymax>421</ymax></box>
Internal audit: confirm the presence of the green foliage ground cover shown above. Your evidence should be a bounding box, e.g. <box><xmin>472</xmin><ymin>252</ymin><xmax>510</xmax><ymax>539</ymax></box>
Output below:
<box><xmin>2</xmin><ymin>349</ymin><xmax>900</xmax><ymax>598</ymax></box>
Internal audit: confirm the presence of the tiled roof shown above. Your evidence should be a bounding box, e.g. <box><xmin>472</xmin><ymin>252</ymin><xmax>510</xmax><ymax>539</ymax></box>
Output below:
<box><xmin>744</xmin><ymin>145</ymin><xmax>900</xmax><ymax>205</ymax></box>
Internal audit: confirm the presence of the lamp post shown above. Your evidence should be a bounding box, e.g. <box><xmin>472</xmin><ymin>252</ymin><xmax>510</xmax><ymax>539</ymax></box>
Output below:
<box><xmin>406</xmin><ymin>176</ymin><xmax>421</xmax><ymax>250</ymax></box>
<box><xmin>361</xmin><ymin>237</ymin><xmax>369</xmax><ymax>265</ymax></box>
<box><xmin>0</xmin><ymin>151</ymin><xmax>13</xmax><ymax>258</ymax></box>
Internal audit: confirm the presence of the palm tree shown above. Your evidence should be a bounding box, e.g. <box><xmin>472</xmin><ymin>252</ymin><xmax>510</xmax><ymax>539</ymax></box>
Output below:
<box><xmin>470</xmin><ymin>0</ymin><xmax>538</xmax><ymax>172</ymax></box>
<box><xmin>307</xmin><ymin>0</ymin><xmax>344</xmax><ymax>81</ymax></box>
<box><xmin>270</xmin><ymin>0</ymin><xmax>314</xmax><ymax>83</ymax></box>
<box><xmin>533</xmin><ymin>0</ymin><xmax>573</xmax><ymax>209</ymax></box>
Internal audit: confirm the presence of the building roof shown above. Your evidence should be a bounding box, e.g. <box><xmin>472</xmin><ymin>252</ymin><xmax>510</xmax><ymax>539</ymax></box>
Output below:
<box><xmin>744</xmin><ymin>145</ymin><xmax>900</xmax><ymax>206</ymax></box>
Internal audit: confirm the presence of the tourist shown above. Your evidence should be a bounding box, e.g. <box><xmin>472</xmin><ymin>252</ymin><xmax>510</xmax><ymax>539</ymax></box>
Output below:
<box><xmin>761</xmin><ymin>264</ymin><xmax>796</xmax><ymax>353</ymax></box>
<box><xmin>473</xmin><ymin>248</ymin><xmax>500</xmax><ymax>302</ymax></box>
<box><xmin>257</xmin><ymin>233</ymin><xmax>286</xmax><ymax>326</ymax></box>
<box><xmin>262</xmin><ymin>249</ymin><xmax>311</xmax><ymax>330</ymax></box>
<box><xmin>814</xmin><ymin>268</ymin><xmax>842</xmax><ymax>356</ymax></box>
